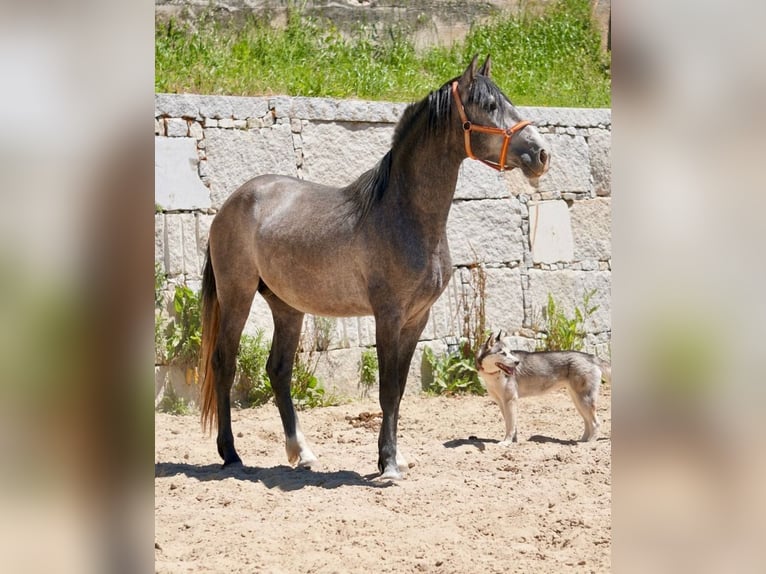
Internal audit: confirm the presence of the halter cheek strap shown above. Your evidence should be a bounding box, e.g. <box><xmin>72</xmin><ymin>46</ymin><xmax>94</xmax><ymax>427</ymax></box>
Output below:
<box><xmin>451</xmin><ymin>81</ymin><xmax>532</xmax><ymax>172</ymax></box>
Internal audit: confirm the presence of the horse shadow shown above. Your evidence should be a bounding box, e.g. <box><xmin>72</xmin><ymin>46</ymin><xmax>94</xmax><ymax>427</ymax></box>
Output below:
<box><xmin>155</xmin><ymin>461</ymin><xmax>394</xmax><ymax>491</ymax></box>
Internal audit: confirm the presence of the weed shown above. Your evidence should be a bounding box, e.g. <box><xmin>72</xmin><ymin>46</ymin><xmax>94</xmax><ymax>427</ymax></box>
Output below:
<box><xmin>423</xmin><ymin>342</ymin><xmax>485</xmax><ymax>396</ymax></box>
<box><xmin>423</xmin><ymin>263</ymin><xmax>488</xmax><ymax>396</ymax></box>
<box><xmin>234</xmin><ymin>331</ymin><xmax>272</xmax><ymax>408</ymax></box>
<box><xmin>358</xmin><ymin>346</ymin><xmax>378</xmax><ymax>398</ymax></box>
<box><xmin>292</xmin><ymin>350</ymin><xmax>336</xmax><ymax>409</ymax></box>
<box><xmin>155</xmin><ymin>263</ymin><xmax>168</xmax><ymax>364</ymax></box>
<box><xmin>311</xmin><ymin>316</ymin><xmax>336</xmax><ymax>352</ymax></box>
<box><xmin>165</xmin><ymin>284</ymin><xmax>202</xmax><ymax>371</ymax></box>
<box><xmin>534</xmin><ymin>289</ymin><xmax>598</xmax><ymax>351</ymax></box>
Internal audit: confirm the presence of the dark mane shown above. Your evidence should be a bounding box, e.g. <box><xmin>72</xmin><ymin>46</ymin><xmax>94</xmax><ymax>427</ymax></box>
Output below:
<box><xmin>343</xmin><ymin>80</ymin><xmax>457</xmax><ymax>222</ymax></box>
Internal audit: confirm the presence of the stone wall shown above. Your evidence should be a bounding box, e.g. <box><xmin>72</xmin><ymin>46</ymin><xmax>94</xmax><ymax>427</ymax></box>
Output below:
<box><xmin>154</xmin><ymin>93</ymin><xmax>611</xmax><ymax>402</ymax></box>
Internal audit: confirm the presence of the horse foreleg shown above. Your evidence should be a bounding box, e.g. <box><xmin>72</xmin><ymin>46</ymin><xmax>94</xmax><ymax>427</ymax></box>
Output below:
<box><xmin>385</xmin><ymin>311</ymin><xmax>429</xmax><ymax>472</ymax></box>
<box><xmin>374</xmin><ymin>314</ymin><xmax>405</xmax><ymax>480</ymax></box>
<box><xmin>266</xmin><ymin>300</ymin><xmax>317</xmax><ymax>468</ymax></box>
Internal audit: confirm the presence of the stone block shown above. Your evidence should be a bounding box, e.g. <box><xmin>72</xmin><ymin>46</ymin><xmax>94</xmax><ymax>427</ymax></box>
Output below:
<box><xmin>155</xmin><ymin>93</ymin><xmax>201</xmax><ymax>119</ymax></box>
<box><xmin>454</xmin><ymin>159</ymin><xmax>512</xmax><ymax>200</ymax></box>
<box><xmin>482</xmin><ymin>267</ymin><xmax>524</xmax><ymax>334</ymax></box>
<box><xmin>204</xmin><ymin>124</ymin><xmax>298</xmax><ymax>208</ymax></box>
<box><xmin>243</xmin><ymin>296</ymin><xmax>276</xmax><ymax>339</ymax></box>
<box><xmin>529</xmin><ymin>200</ymin><xmax>574</xmax><ymax>264</ymax></box>
<box><xmin>526</xmin><ymin>269</ymin><xmax>611</xmax><ymax>333</ymax></box>
<box><xmin>519</xmin><ymin>106</ymin><xmax>611</xmax><ymax>128</ymax></box>
<box><xmin>155</xmin><ymin>137</ymin><xmax>211</xmax><ymax>210</ymax></box>
<box><xmin>300</xmin><ymin>122</ymin><xmax>394</xmax><ymax>187</ymax></box>
<box><xmin>155</xmin><ymin>213</ymin><xmax>164</xmax><ymax>268</ymax></box>
<box><xmin>180</xmin><ymin>214</ymin><xmax>200</xmax><ymax>278</ymax></box>
<box><xmin>504</xmin><ymin>166</ymin><xmax>541</xmax><ymax>196</ymax></box>
<box><xmin>535</xmin><ymin>134</ymin><xmax>591</xmax><ymax>193</ymax></box>
<box><xmin>570</xmin><ymin>198</ymin><xmax>611</xmax><ymax>261</ymax></box>
<box><xmin>421</xmin><ymin>269</ymin><xmax>461</xmax><ymax>341</ymax></box>
<box><xmin>196</xmin><ymin>214</ymin><xmax>213</xmax><ymax>262</ymax></box>
<box><xmin>155</xmin><ymin>365</ymin><xmax>200</xmax><ymax>407</ymax></box>
<box><xmin>198</xmin><ymin>95</ymin><xmax>268</xmax><ymax>120</ymax></box>
<box><xmin>165</xmin><ymin>118</ymin><xmax>188</xmax><ymax>137</ymax></box>
<box><xmin>163</xmin><ymin>214</ymin><xmax>184</xmax><ymax>276</ymax></box>
<box><xmin>589</xmin><ymin>129</ymin><xmax>611</xmax><ymax>196</ymax></box>
<box><xmin>189</xmin><ymin>122</ymin><xmax>204</xmax><ymax>140</ymax></box>
<box><xmin>447</xmin><ymin>198</ymin><xmax>524</xmax><ymax>266</ymax></box>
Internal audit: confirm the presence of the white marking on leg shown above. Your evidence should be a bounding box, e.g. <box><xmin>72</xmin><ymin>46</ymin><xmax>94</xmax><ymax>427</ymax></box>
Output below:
<box><xmin>285</xmin><ymin>423</ymin><xmax>318</xmax><ymax>468</ymax></box>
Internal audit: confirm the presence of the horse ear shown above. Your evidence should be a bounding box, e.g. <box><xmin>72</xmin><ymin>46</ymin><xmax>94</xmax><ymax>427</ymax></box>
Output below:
<box><xmin>478</xmin><ymin>54</ymin><xmax>492</xmax><ymax>77</ymax></box>
<box><xmin>459</xmin><ymin>54</ymin><xmax>479</xmax><ymax>87</ymax></box>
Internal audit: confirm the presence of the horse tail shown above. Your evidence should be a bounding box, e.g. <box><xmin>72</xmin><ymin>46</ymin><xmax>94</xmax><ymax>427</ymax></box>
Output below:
<box><xmin>199</xmin><ymin>245</ymin><xmax>220</xmax><ymax>434</ymax></box>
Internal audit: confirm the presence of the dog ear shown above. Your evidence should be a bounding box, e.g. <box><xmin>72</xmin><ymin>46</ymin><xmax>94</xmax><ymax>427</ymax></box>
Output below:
<box><xmin>483</xmin><ymin>333</ymin><xmax>493</xmax><ymax>348</ymax></box>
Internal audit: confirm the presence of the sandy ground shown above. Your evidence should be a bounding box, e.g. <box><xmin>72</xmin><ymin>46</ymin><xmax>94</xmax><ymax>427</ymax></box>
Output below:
<box><xmin>155</xmin><ymin>386</ymin><xmax>611</xmax><ymax>573</ymax></box>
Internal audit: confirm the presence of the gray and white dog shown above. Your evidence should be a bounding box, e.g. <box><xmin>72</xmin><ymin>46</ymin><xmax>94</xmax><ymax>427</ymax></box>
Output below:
<box><xmin>476</xmin><ymin>332</ymin><xmax>611</xmax><ymax>444</ymax></box>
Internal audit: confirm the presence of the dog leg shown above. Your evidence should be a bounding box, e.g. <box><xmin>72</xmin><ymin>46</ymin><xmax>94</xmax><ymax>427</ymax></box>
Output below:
<box><xmin>498</xmin><ymin>398</ymin><xmax>518</xmax><ymax>445</ymax></box>
<box><xmin>567</xmin><ymin>385</ymin><xmax>600</xmax><ymax>442</ymax></box>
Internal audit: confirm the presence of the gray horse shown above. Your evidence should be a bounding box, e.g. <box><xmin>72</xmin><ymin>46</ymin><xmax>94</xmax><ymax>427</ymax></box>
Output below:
<box><xmin>199</xmin><ymin>55</ymin><xmax>550</xmax><ymax>479</ymax></box>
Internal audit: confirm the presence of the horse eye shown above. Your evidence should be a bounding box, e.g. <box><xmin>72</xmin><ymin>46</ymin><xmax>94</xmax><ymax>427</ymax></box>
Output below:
<box><xmin>488</xmin><ymin>102</ymin><xmax>498</xmax><ymax>112</ymax></box>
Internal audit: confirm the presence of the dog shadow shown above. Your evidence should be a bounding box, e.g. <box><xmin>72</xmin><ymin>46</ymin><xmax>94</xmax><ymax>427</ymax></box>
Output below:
<box><xmin>443</xmin><ymin>436</ymin><xmax>499</xmax><ymax>452</ymax></box>
<box><xmin>155</xmin><ymin>461</ymin><xmax>395</xmax><ymax>491</ymax></box>
<box><xmin>528</xmin><ymin>435</ymin><xmax>610</xmax><ymax>445</ymax></box>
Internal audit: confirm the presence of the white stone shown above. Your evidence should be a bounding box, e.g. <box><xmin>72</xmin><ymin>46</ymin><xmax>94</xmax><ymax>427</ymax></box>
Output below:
<box><xmin>155</xmin><ymin>137</ymin><xmax>211</xmax><ymax>210</ymax></box>
<box><xmin>528</xmin><ymin>200</ymin><xmax>574</xmax><ymax>263</ymax></box>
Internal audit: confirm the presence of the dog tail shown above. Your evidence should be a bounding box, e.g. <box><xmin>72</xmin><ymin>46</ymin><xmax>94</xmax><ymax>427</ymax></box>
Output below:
<box><xmin>595</xmin><ymin>357</ymin><xmax>611</xmax><ymax>385</ymax></box>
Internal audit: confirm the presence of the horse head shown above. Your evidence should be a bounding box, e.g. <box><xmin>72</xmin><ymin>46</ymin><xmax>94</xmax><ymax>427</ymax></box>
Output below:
<box><xmin>452</xmin><ymin>55</ymin><xmax>550</xmax><ymax>178</ymax></box>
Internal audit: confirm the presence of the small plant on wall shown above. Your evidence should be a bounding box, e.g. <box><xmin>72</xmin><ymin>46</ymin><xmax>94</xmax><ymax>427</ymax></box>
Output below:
<box><xmin>423</xmin><ymin>262</ymin><xmax>488</xmax><ymax>396</ymax></box>
<box><xmin>165</xmin><ymin>283</ymin><xmax>203</xmax><ymax>385</ymax></box>
<box><xmin>234</xmin><ymin>330</ymin><xmax>272</xmax><ymax>408</ymax></box>
<box><xmin>534</xmin><ymin>289</ymin><xmax>598</xmax><ymax>352</ymax></box>
<box><xmin>358</xmin><ymin>346</ymin><xmax>378</xmax><ymax>398</ymax></box>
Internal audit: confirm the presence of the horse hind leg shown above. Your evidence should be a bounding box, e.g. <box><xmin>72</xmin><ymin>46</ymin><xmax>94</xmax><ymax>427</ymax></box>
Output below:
<box><xmin>265</xmin><ymin>295</ymin><xmax>318</xmax><ymax>468</ymax></box>
<box><xmin>211</xmin><ymin>293</ymin><xmax>257</xmax><ymax>467</ymax></box>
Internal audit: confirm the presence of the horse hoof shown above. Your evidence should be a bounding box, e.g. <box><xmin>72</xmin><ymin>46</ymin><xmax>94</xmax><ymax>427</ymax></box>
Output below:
<box><xmin>297</xmin><ymin>453</ymin><xmax>318</xmax><ymax>469</ymax></box>
<box><xmin>377</xmin><ymin>466</ymin><xmax>404</xmax><ymax>481</ymax></box>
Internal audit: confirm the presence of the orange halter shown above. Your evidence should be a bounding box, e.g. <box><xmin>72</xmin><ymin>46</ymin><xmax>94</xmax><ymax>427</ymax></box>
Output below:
<box><xmin>451</xmin><ymin>81</ymin><xmax>532</xmax><ymax>172</ymax></box>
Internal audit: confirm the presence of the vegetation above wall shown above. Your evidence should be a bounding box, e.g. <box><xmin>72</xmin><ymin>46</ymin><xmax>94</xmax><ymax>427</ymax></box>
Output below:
<box><xmin>155</xmin><ymin>0</ymin><xmax>610</xmax><ymax>108</ymax></box>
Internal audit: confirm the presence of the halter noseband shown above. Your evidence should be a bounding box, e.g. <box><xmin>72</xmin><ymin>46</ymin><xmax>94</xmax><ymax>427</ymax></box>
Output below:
<box><xmin>451</xmin><ymin>81</ymin><xmax>532</xmax><ymax>172</ymax></box>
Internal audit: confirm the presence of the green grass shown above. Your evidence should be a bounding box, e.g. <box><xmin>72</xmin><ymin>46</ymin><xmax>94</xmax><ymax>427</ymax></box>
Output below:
<box><xmin>155</xmin><ymin>0</ymin><xmax>610</xmax><ymax>107</ymax></box>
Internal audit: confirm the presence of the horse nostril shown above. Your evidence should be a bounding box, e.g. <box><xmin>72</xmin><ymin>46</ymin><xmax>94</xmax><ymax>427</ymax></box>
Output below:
<box><xmin>539</xmin><ymin>148</ymin><xmax>549</xmax><ymax>167</ymax></box>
